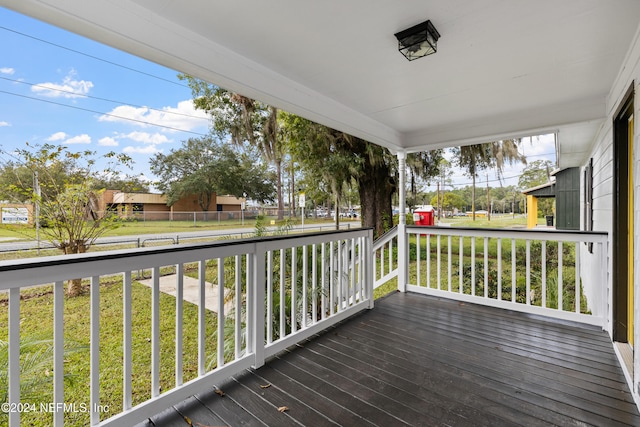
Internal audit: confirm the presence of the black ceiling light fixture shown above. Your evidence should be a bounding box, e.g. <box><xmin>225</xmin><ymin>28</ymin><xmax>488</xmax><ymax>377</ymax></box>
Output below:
<box><xmin>394</xmin><ymin>20</ymin><xmax>440</xmax><ymax>61</ymax></box>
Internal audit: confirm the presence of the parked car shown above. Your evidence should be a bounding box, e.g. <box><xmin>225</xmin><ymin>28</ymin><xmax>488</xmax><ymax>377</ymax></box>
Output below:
<box><xmin>338</xmin><ymin>210</ymin><xmax>359</xmax><ymax>218</ymax></box>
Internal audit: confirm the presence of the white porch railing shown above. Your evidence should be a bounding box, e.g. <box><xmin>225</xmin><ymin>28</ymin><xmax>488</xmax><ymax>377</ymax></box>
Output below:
<box><xmin>0</xmin><ymin>228</ymin><xmax>373</xmax><ymax>427</ymax></box>
<box><xmin>372</xmin><ymin>226</ymin><xmax>399</xmax><ymax>289</ymax></box>
<box><xmin>376</xmin><ymin>225</ymin><xmax>609</xmax><ymax>327</ymax></box>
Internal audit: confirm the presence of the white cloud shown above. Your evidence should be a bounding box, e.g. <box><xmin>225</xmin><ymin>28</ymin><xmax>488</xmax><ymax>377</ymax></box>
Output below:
<box><xmin>31</xmin><ymin>69</ymin><xmax>93</xmax><ymax>99</ymax></box>
<box><xmin>98</xmin><ymin>136</ymin><xmax>118</xmax><ymax>147</ymax></box>
<box><xmin>99</xmin><ymin>99</ymin><xmax>208</xmax><ymax>132</ymax></box>
<box><xmin>123</xmin><ymin>145</ymin><xmax>161</xmax><ymax>155</ymax></box>
<box><xmin>119</xmin><ymin>131</ymin><xmax>170</xmax><ymax>145</ymax></box>
<box><xmin>161</xmin><ymin>100</ymin><xmax>209</xmax><ymax>130</ymax></box>
<box><xmin>100</xmin><ymin>105</ymin><xmax>148</xmax><ymax>124</ymax></box>
<box><xmin>46</xmin><ymin>131</ymin><xmax>68</xmax><ymax>141</ymax></box>
<box><xmin>65</xmin><ymin>134</ymin><xmax>91</xmax><ymax>144</ymax></box>
<box><xmin>0</xmin><ymin>67</ymin><xmax>15</xmax><ymax>75</ymax></box>
<box><xmin>0</xmin><ymin>121</ymin><xmax>10</xmax><ymax>127</ymax></box>
<box><xmin>46</xmin><ymin>132</ymin><xmax>90</xmax><ymax>145</ymax></box>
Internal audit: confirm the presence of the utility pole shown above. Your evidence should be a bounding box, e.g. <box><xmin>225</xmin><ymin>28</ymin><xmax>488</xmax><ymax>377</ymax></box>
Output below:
<box><xmin>437</xmin><ymin>181</ymin><xmax>441</xmax><ymax>220</ymax></box>
<box><xmin>34</xmin><ymin>171</ymin><xmax>41</xmax><ymax>255</ymax></box>
<box><xmin>486</xmin><ymin>174</ymin><xmax>490</xmax><ymax>221</ymax></box>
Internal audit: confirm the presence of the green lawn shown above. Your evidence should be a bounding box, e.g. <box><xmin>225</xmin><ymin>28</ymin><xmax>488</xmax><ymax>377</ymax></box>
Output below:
<box><xmin>374</xmin><ymin>232</ymin><xmax>586</xmax><ymax>313</ymax></box>
<box><xmin>0</xmin><ymin>216</ymin><xmax>341</xmax><ymax>241</ymax></box>
<box><xmin>0</xmin><ymin>277</ymin><xmax>220</xmax><ymax>427</ymax></box>
<box><xmin>432</xmin><ymin>213</ymin><xmax>546</xmax><ymax>228</ymax></box>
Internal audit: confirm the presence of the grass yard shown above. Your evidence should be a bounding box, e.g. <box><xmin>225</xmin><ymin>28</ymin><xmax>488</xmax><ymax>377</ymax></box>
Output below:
<box><xmin>432</xmin><ymin>213</ymin><xmax>545</xmax><ymax>229</ymax></box>
<box><xmin>0</xmin><ymin>216</ymin><xmax>341</xmax><ymax>242</ymax></box>
<box><xmin>0</xmin><ymin>277</ymin><xmax>220</xmax><ymax>427</ymax></box>
<box><xmin>403</xmin><ymin>233</ymin><xmax>587</xmax><ymax>312</ymax></box>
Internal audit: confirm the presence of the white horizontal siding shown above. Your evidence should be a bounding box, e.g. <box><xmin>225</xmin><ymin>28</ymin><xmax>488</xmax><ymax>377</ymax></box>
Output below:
<box><xmin>581</xmin><ymin>21</ymin><xmax>640</xmax><ymax>404</ymax></box>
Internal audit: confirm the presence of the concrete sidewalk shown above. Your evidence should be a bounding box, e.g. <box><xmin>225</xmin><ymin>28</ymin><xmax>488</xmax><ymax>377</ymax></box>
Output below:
<box><xmin>138</xmin><ymin>274</ymin><xmax>233</xmax><ymax>314</ymax></box>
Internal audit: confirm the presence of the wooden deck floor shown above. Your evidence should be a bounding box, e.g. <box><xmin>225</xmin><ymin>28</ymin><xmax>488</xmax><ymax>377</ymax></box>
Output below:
<box><xmin>142</xmin><ymin>292</ymin><xmax>640</xmax><ymax>426</ymax></box>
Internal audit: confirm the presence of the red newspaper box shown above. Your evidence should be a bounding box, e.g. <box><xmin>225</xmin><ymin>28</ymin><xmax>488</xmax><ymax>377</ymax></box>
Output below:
<box><xmin>413</xmin><ymin>205</ymin><xmax>435</xmax><ymax>226</ymax></box>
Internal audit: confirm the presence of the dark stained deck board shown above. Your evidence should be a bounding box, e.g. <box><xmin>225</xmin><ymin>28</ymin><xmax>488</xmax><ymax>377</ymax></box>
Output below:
<box><xmin>338</xmin><ymin>309</ymin><xmax>638</xmax><ymax>426</ymax></box>
<box><xmin>374</xmin><ymin>299</ymin><xmax>638</xmax><ymax>411</ymax></box>
<box><xmin>398</xmin><ymin>295</ymin><xmax>617</xmax><ymax>355</ymax></box>
<box><xmin>191</xmin><ymin>387</ymin><xmax>265</xmax><ymax>427</ymax></box>
<box><xmin>145</xmin><ymin>292</ymin><xmax>640</xmax><ymax>427</ymax></box>
<box><xmin>378</xmin><ymin>296</ymin><xmax>626</xmax><ymax>377</ymax></box>
<box><xmin>291</xmin><ymin>335</ymin><xmax>540</xmax><ymax>427</ymax></box>
<box><xmin>251</xmin><ymin>363</ymin><xmax>378</xmax><ymax>427</ymax></box>
<box><xmin>382</xmin><ymin>295</ymin><xmax>617</xmax><ymax>358</ymax></box>
<box><xmin>373</xmin><ymin>299</ymin><xmax>631</xmax><ymax>390</ymax></box>
<box><xmin>173</xmin><ymin>396</ymin><xmax>228</xmax><ymax>427</ymax></box>
<box><xmin>309</xmin><ymin>328</ymin><xmax>561</xmax><ymax>427</ymax></box>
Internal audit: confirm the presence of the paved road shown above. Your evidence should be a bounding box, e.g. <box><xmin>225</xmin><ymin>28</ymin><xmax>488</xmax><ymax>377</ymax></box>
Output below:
<box><xmin>0</xmin><ymin>222</ymin><xmax>360</xmax><ymax>253</ymax></box>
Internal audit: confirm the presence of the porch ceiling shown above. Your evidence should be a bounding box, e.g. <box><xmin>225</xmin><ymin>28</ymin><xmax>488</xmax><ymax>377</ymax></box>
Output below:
<box><xmin>4</xmin><ymin>1</ymin><xmax>640</xmax><ymax>166</ymax></box>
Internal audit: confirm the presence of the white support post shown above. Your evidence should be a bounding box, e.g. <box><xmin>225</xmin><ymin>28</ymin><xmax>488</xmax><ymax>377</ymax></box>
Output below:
<box><xmin>90</xmin><ymin>276</ymin><xmax>101</xmax><ymax>425</ymax></box>
<box><xmin>198</xmin><ymin>260</ymin><xmax>206</xmax><ymax>376</ymax></box>
<box><xmin>217</xmin><ymin>260</ymin><xmax>225</xmax><ymax>369</ymax></box>
<box><xmin>151</xmin><ymin>268</ymin><xmax>160</xmax><ymax>398</ymax></box>
<box><xmin>53</xmin><ymin>280</ymin><xmax>64</xmax><ymax>427</ymax></box>
<box><xmin>366</xmin><ymin>229</ymin><xmax>375</xmax><ymax>308</ymax></box>
<box><xmin>397</xmin><ymin>151</ymin><xmax>408</xmax><ymax>292</ymax></box>
<box><xmin>175</xmin><ymin>265</ymin><xmax>184</xmax><ymax>387</ymax></box>
<box><xmin>123</xmin><ymin>272</ymin><xmax>133</xmax><ymax>409</ymax></box>
<box><xmin>252</xmin><ymin>242</ymin><xmax>266</xmax><ymax>369</ymax></box>
<box><xmin>8</xmin><ymin>288</ymin><xmax>20</xmax><ymax>427</ymax></box>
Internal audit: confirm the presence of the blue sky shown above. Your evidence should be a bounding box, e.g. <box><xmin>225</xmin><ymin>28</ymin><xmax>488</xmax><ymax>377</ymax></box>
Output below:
<box><xmin>0</xmin><ymin>7</ymin><xmax>210</xmax><ymax>185</ymax></box>
<box><xmin>0</xmin><ymin>7</ymin><xmax>556</xmax><ymax>192</ymax></box>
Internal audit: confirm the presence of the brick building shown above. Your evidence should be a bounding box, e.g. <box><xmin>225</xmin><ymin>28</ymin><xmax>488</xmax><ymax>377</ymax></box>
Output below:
<box><xmin>98</xmin><ymin>190</ymin><xmax>245</xmax><ymax>221</ymax></box>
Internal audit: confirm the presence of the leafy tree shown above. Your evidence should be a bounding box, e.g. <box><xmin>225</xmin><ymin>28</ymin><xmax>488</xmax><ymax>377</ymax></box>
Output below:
<box><xmin>177</xmin><ymin>76</ymin><xmax>445</xmax><ymax>235</ymax></box>
<box><xmin>429</xmin><ymin>192</ymin><xmax>466</xmax><ymax>212</ymax></box>
<box><xmin>91</xmin><ymin>175</ymin><xmax>149</xmax><ymax>193</ymax></box>
<box><xmin>0</xmin><ymin>157</ymin><xmax>74</xmax><ymax>203</ymax></box>
<box><xmin>452</xmin><ymin>140</ymin><xmax>526</xmax><ymax>220</ymax></box>
<box><xmin>178</xmin><ymin>75</ymin><xmax>286</xmax><ymax>219</ymax></box>
<box><xmin>150</xmin><ymin>136</ymin><xmax>276</xmax><ymax>212</ymax></box>
<box><xmin>406</xmin><ymin>153</ymin><xmax>446</xmax><ymax>210</ymax></box>
<box><xmin>518</xmin><ymin>159</ymin><xmax>554</xmax><ymax>189</ymax></box>
<box><xmin>451</xmin><ymin>144</ymin><xmax>491</xmax><ymax>220</ymax></box>
<box><xmin>280</xmin><ymin>112</ymin><xmax>362</xmax><ymax>229</ymax></box>
<box><xmin>518</xmin><ymin>159</ymin><xmax>555</xmax><ymax>216</ymax></box>
<box><xmin>281</xmin><ymin>114</ymin><xmax>444</xmax><ymax>235</ymax></box>
<box><xmin>0</xmin><ymin>143</ymin><xmax>133</xmax><ymax>296</ymax></box>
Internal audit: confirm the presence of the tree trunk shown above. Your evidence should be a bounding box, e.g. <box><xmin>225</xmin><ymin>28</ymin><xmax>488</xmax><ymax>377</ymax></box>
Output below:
<box><xmin>198</xmin><ymin>192</ymin><xmax>214</xmax><ymax>222</ymax></box>
<box><xmin>65</xmin><ymin>242</ymin><xmax>87</xmax><ymax>297</ymax></box>
<box><xmin>67</xmin><ymin>278</ymin><xmax>83</xmax><ymax>297</ymax></box>
<box><xmin>276</xmin><ymin>159</ymin><xmax>284</xmax><ymax>220</ymax></box>
<box><xmin>291</xmin><ymin>160</ymin><xmax>296</xmax><ymax>217</ymax></box>
<box><xmin>334</xmin><ymin>192</ymin><xmax>340</xmax><ymax>230</ymax></box>
<box><xmin>472</xmin><ymin>175</ymin><xmax>476</xmax><ymax>221</ymax></box>
<box><xmin>359</xmin><ymin>160</ymin><xmax>394</xmax><ymax>238</ymax></box>
<box><xmin>486</xmin><ymin>175</ymin><xmax>491</xmax><ymax>221</ymax></box>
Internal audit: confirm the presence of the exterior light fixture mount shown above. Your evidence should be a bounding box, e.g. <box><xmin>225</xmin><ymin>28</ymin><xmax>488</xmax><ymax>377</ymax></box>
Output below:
<box><xmin>394</xmin><ymin>20</ymin><xmax>440</xmax><ymax>61</ymax></box>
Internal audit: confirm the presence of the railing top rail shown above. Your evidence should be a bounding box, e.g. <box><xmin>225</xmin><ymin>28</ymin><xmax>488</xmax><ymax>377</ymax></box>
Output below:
<box><xmin>406</xmin><ymin>225</ymin><xmax>608</xmax><ymax>243</ymax></box>
<box><xmin>0</xmin><ymin>228</ymin><xmax>373</xmax><ymax>274</ymax></box>
<box><xmin>373</xmin><ymin>226</ymin><xmax>398</xmax><ymax>250</ymax></box>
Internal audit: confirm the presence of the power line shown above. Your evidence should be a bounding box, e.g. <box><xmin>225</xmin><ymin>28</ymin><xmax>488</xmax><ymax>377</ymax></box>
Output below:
<box><xmin>0</xmin><ymin>25</ymin><xmax>188</xmax><ymax>88</ymax></box>
<box><xmin>0</xmin><ymin>89</ymin><xmax>208</xmax><ymax>136</ymax></box>
<box><xmin>0</xmin><ymin>75</ymin><xmax>210</xmax><ymax>122</ymax></box>
<box><xmin>525</xmin><ymin>152</ymin><xmax>556</xmax><ymax>158</ymax></box>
